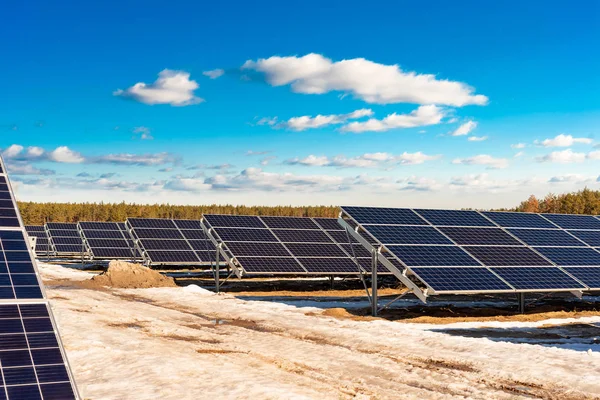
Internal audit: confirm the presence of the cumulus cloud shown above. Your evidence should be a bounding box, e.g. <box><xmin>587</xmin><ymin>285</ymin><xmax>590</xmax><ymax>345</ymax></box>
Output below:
<box><xmin>242</xmin><ymin>53</ymin><xmax>488</xmax><ymax>106</ymax></box>
<box><xmin>113</xmin><ymin>69</ymin><xmax>203</xmax><ymax>106</ymax></box>
<box><xmin>537</xmin><ymin>149</ymin><xmax>587</xmax><ymax>164</ymax></box>
<box><xmin>452</xmin><ymin>154</ymin><xmax>509</xmax><ymax>169</ymax></box>
<box><xmin>468</xmin><ymin>136</ymin><xmax>488</xmax><ymax>142</ymax></box>
<box><xmin>450</xmin><ymin>121</ymin><xmax>477</xmax><ymax>136</ymax></box>
<box><xmin>285</xmin><ymin>151</ymin><xmax>441</xmax><ymax>168</ymax></box>
<box><xmin>6</xmin><ymin>164</ymin><xmax>55</xmax><ymax>176</ymax></box>
<box><xmin>93</xmin><ymin>153</ymin><xmax>180</xmax><ymax>166</ymax></box>
<box><xmin>202</xmin><ymin>69</ymin><xmax>225</xmax><ymax>79</ymax></box>
<box><xmin>284</xmin><ymin>109</ymin><xmax>373</xmax><ymax>131</ymax></box>
<box><xmin>548</xmin><ymin>174</ymin><xmax>595</xmax><ymax>184</ymax></box>
<box><xmin>340</xmin><ymin>105</ymin><xmax>445</xmax><ymax>133</ymax></box>
<box><xmin>48</xmin><ymin>146</ymin><xmax>85</xmax><ymax>163</ymax></box>
<box><xmin>536</xmin><ymin>134</ymin><xmax>593</xmax><ymax>147</ymax></box>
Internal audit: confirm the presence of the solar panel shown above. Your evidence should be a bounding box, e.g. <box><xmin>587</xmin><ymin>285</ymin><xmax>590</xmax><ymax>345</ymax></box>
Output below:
<box><xmin>202</xmin><ymin>215</ymin><xmax>390</xmax><ymax>276</ymax></box>
<box><xmin>203</xmin><ymin>215</ymin><xmax>265</xmax><ymax>228</ymax></box>
<box><xmin>260</xmin><ymin>216</ymin><xmax>320</xmax><ymax>230</ymax></box>
<box><xmin>541</xmin><ymin>213</ymin><xmax>600</xmax><ymax>230</ymax></box>
<box><xmin>342</xmin><ymin>206</ymin><xmax>427</xmax><ymax>225</ymax></box>
<box><xmin>25</xmin><ymin>226</ymin><xmax>50</xmax><ymax>255</ymax></box>
<box><xmin>507</xmin><ymin>228</ymin><xmax>586</xmax><ymax>247</ymax></box>
<box><xmin>79</xmin><ymin>222</ymin><xmax>138</xmax><ymax>260</ymax></box>
<box><xmin>567</xmin><ymin>230</ymin><xmax>600</xmax><ymax>247</ymax></box>
<box><xmin>464</xmin><ymin>246</ymin><xmax>551</xmax><ymax>266</ymax></box>
<box><xmin>0</xmin><ymin>158</ymin><xmax>79</xmax><ymax>398</ymax></box>
<box><xmin>490</xmin><ymin>267</ymin><xmax>585</xmax><ymax>290</ymax></box>
<box><xmin>386</xmin><ymin>245</ymin><xmax>480</xmax><ymax>266</ymax></box>
<box><xmin>410</xmin><ymin>267</ymin><xmax>513</xmax><ymax>292</ymax></box>
<box><xmin>481</xmin><ymin>211</ymin><xmax>557</xmax><ymax>229</ymax></box>
<box><xmin>365</xmin><ymin>225</ymin><xmax>452</xmax><ymax>245</ymax></box>
<box><xmin>125</xmin><ymin>218</ymin><xmax>214</xmax><ymax>265</ymax></box>
<box><xmin>438</xmin><ymin>227</ymin><xmax>521</xmax><ymax>246</ymax></box>
<box><xmin>562</xmin><ymin>267</ymin><xmax>600</xmax><ymax>289</ymax></box>
<box><xmin>312</xmin><ymin>218</ymin><xmax>344</xmax><ymax>231</ymax></box>
<box><xmin>414</xmin><ymin>209</ymin><xmax>495</xmax><ymax>227</ymax></box>
<box><xmin>45</xmin><ymin>223</ymin><xmax>83</xmax><ymax>257</ymax></box>
<box><xmin>534</xmin><ymin>247</ymin><xmax>600</xmax><ymax>266</ymax></box>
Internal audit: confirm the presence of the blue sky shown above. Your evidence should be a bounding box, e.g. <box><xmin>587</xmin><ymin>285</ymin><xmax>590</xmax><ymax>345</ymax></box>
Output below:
<box><xmin>2</xmin><ymin>1</ymin><xmax>600</xmax><ymax>208</ymax></box>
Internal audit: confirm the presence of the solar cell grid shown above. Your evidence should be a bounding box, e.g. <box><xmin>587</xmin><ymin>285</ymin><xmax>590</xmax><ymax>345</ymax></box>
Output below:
<box><xmin>0</xmin><ymin>199</ymin><xmax>15</xmax><ymax>208</ymax></box>
<box><xmin>567</xmin><ymin>230</ymin><xmax>600</xmax><ymax>247</ymax></box>
<box><xmin>133</xmin><ymin>228</ymin><xmax>183</xmax><ymax>239</ymax></box>
<box><xmin>204</xmin><ymin>214</ymin><xmax>265</xmax><ymax>228</ymax></box>
<box><xmin>410</xmin><ymin>267</ymin><xmax>512</xmax><ymax>292</ymax></box>
<box><xmin>86</xmin><ymin>239</ymin><xmax>130</xmax><ymax>249</ymax></box>
<box><xmin>173</xmin><ymin>219</ymin><xmax>203</xmax><ymax>230</ymax></box>
<box><xmin>46</xmin><ymin>223</ymin><xmax>77</xmax><ymax>230</ymax></box>
<box><xmin>145</xmin><ymin>250</ymin><xmax>199</xmax><ymax>263</ymax></box>
<box><xmin>213</xmin><ymin>227</ymin><xmax>279</xmax><ymax>243</ymax></box>
<box><xmin>25</xmin><ymin>226</ymin><xmax>46</xmax><ymax>233</ymax></box>
<box><xmin>507</xmin><ymin>228</ymin><xmax>586</xmax><ymax>247</ymax></box>
<box><xmin>187</xmin><ymin>240</ymin><xmax>213</xmax><ymax>251</ymax></box>
<box><xmin>297</xmin><ymin>257</ymin><xmax>361</xmax><ymax>274</ymax></box>
<box><xmin>534</xmin><ymin>247</ymin><xmax>600</xmax><ymax>266</ymax></box>
<box><xmin>464</xmin><ymin>246</ymin><xmax>551</xmax><ymax>266</ymax></box>
<box><xmin>79</xmin><ymin>222</ymin><xmax>120</xmax><ymax>230</ymax></box>
<box><xmin>284</xmin><ymin>243</ymin><xmax>348</xmax><ymax>258</ymax></box>
<box><xmin>366</xmin><ymin>225</ymin><xmax>453</xmax><ymax>245</ymax></box>
<box><xmin>312</xmin><ymin>218</ymin><xmax>344</xmax><ymax>231</ymax></box>
<box><xmin>91</xmin><ymin>248</ymin><xmax>135</xmax><ymax>259</ymax></box>
<box><xmin>541</xmin><ymin>213</ymin><xmax>600</xmax><ymax>230</ymax></box>
<box><xmin>482</xmin><ymin>211</ymin><xmax>557</xmax><ymax>229</ymax></box>
<box><xmin>225</xmin><ymin>241</ymin><xmax>290</xmax><ymax>257</ymax></box>
<box><xmin>260</xmin><ymin>216</ymin><xmax>320</xmax><ymax>230</ymax></box>
<box><xmin>82</xmin><ymin>230</ymin><xmax>124</xmax><ymax>239</ymax></box>
<box><xmin>272</xmin><ymin>229</ymin><xmax>333</xmax><ymax>243</ymax></box>
<box><xmin>52</xmin><ymin>237</ymin><xmax>82</xmax><ymax>246</ymax></box>
<box><xmin>141</xmin><ymin>239</ymin><xmax>192</xmax><ymax>251</ymax></box>
<box><xmin>386</xmin><ymin>245</ymin><xmax>480</xmax><ymax>266</ymax></box>
<box><xmin>562</xmin><ymin>267</ymin><xmax>600</xmax><ymax>289</ymax></box>
<box><xmin>342</xmin><ymin>206</ymin><xmax>427</xmax><ymax>225</ymax></box>
<box><xmin>48</xmin><ymin>229</ymin><xmax>81</xmax><ymax>238</ymax></box>
<box><xmin>325</xmin><ymin>230</ymin><xmax>359</xmax><ymax>244</ymax></box>
<box><xmin>438</xmin><ymin>227</ymin><xmax>522</xmax><ymax>246</ymax></box>
<box><xmin>128</xmin><ymin>218</ymin><xmax>177</xmax><ymax>229</ymax></box>
<box><xmin>490</xmin><ymin>267</ymin><xmax>585</xmax><ymax>290</ymax></box>
<box><xmin>180</xmin><ymin>230</ymin><xmax>208</xmax><ymax>240</ymax></box>
<box><xmin>236</xmin><ymin>257</ymin><xmax>306</xmax><ymax>274</ymax></box>
<box><xmin>414</xmin><ymin>209</ymin><xmax>495</xmax><ymax>227</ymax></box>
<box><xmin>53</xmin><ymin>245</ymin><xmax>82</xmax><ymax>254</ymax></box>
<box><xmin>340</xmin><ymin>244</ymin><xmax>372</xmax><ymax>258</ymax></box>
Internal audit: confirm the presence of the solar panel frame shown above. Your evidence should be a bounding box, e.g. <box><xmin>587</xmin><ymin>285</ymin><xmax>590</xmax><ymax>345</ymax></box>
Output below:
<box><xmin>78</xmin><ymin>222</ymin><xmax>139</xmax><ymax>261</ymax></box>
<box><xmin>540</xmin><ymin>213</ymin><xmax>600</xmax><ymax>230</ymax></box>
<box><xmin>45</xmin><ymin>223</ymin><xmax>84</xmax><ymax>258</ymax></box>
<box><xmin>0</xmin><ymin>157</ymin><xmax>80</xmax><ymax>398</ymax></box>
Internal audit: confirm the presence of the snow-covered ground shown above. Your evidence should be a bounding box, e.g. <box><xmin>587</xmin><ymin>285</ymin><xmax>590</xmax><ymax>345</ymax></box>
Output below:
<box><xmin>41</xmin><ymin>263</ymin><xmax>600</xmax><ymax>400</ymax></box>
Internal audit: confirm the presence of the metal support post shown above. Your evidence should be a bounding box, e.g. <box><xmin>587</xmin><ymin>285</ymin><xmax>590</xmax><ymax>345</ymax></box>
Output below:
<box><xmin>371</xmin><ymin>249</ymin><xmax>378</xmax><ymax>317</ymax></box>
<box><xmin>517</xmin><ymin>292</ymin><xmax>525</xmax><ymax>314</ymax></box>
<box><xmin>215</xmin><ymin>246</ymin><xmax>220</xmax><ymax>294</ymax></box>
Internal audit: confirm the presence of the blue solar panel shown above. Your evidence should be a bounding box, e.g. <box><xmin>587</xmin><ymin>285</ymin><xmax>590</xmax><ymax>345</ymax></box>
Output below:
<box><xmin>534</xmin><ymin>247</ymin><xmax>600</xmax><ymax>266</ymax></box>
<box><xmin>365</xmin><ymin>225</ymin><xmax>452</xmax><ymax>245</ymax></box>
<box><xmin>414</xmin><ymin>209</ymin><xmax>495</xmax><ymax>227</ymax></box>
<box><xmin>464</xmin><ymin>246</ymin><xmax>551</xmax><ymax>266</ymax></box>
<box><xmin>567</xmin><ymin>230</ymin><xmax>600</xmax><ymax>247</ymax></box>
<box><xmin>490</xmin><ymin>267</ymin><xmax>585</xmax><ymax>290</ymax></box>
<box><xmin>203</xmin><ymin>214</ymin><xmax>265</xmax><ymax>228</ymax></box>
<box><xmin>481</xmin><ymin>211</ymin><xmax>557</xmax><ymax>229</ymax></box>
<box><xmin>386</xmin><ymin>245</ymin><xmax>480</xmax><ymax>266</ymax></box>
<box><xmin>541</xmin><ymin>214</ymin><xmax>600</xmax><ymax>230</ymax></box>
<box><xmin>260</xmin><ymin>216</ymin><xmax>320</xmax><ymax>230</ymax></box>
<box><xmin>342</xmin><ymin>206</ymin><xmax>427</xmax><ymax>225</ymax></box>
<box><xmin>438</xmin><ymin>227</ymin><xmax>521</xmax><ymax>246</ymax></box>
<box><xmin>507</xmin><ymin>228</ymin><xmax>587</xmax><ymax>247</ymax></box>
<box><xmin>562</xmin><ymin>267</ymin><xmax>600</xmax><ymax>289</ymax></box>
<box><xmin>236</xmin><ymin>257</ymin><xmax>306</xmax><ymax>274</ymax></box>
<box><xmin>410</xmin><ymin>267</ymin><xmax>513</xmax><ymax>292</ymax></box>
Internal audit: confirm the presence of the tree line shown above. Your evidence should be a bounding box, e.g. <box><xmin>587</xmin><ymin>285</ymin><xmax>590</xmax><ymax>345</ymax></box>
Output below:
<box><xmin>17</xmin><ymin>202</ymin><xmax>340</xmax><ymax>225</ymax></box>
<box><xmin>17</xmin><ymin>188</ymin><xmax>600</xmax><ymax>225</ymax></box>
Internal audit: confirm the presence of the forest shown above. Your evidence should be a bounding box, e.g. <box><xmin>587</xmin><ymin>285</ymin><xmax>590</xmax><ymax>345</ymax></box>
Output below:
<box><xmin>17</xmin><ymin>188</ymin><xmax>600</xmax><ymax>225</ymax></box>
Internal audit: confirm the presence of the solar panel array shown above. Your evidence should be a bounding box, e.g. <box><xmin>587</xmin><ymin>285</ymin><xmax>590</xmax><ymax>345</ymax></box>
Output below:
<box><xmin>0</xmin><ymin>158</ymin><xmax>79</xmax><ymax>399</ymax></box>
<box><xmin>25</xmin><ymin>226</ymin><xmax>51</xmax><ymax>256</ymax></box>
<box><xmin>45</xmin><ymin>223</ymin><xmax>84</xmax><ymax>258</ymax></box>
<box><xmin>126</xmin><ymin>218</ymin><xmax>215</xmax><ymax>265</ymax></box>
<box><xmin>341</xmin><ymin>207</ymin><xmax>600</xmax><ymax>294</ymax></box>
<box><xmin>202</xmin><ymin>215</ymin><xmax>389</xmax><ymax>276</ymax></box>
<box><xmin>78</xmin><ymin>222</ymin><xmax>140</xmax><ymax>260</ymax></box>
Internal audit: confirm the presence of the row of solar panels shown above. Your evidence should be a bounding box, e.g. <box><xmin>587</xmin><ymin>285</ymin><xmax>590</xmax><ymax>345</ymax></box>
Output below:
<box><xmin>340</xmin><ymin>207</ymin><xmax>600</xmax><ymax>295</ymax></box>
<box><xmin>0</xmin><ymin>159</ymin><xmax>80</xmax><ymax>398</ymax></box>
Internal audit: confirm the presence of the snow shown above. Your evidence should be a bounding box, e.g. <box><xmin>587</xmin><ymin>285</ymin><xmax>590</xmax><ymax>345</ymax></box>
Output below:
<box><xmin>39</xmin><ymin>263</ymin><xmax>600</xmax><ymax>399</ymax></box>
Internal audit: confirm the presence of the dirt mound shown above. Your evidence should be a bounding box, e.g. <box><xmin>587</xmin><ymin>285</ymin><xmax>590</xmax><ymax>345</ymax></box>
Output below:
<box><xmin>84</xmin><ymin>261</ymin><xmax>176</xmax><ymax>289</ymax></box>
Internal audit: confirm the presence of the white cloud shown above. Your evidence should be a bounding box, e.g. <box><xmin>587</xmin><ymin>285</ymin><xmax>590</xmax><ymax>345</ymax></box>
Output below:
<box><xmin>202</xmin><ymin>69</ymin><xmax>225</xmax><ymax>79</ymax></box>
<box><xmin>242</xmin><ymin>53</ymin><xmax>488</xmax><ymax>106</ymax></box>
<box><xmin>285</xmin><ymin>151</ymin><xmax>441</xmax><ymax>168</ymax></box>
<box><xmin>586</xmin><ymin>150</ymin><xmax>600</xmax><ymax>160</ymax></box>
<box><xmin>2</xmin><ymin>144</ymin><xmax>24</xmax><ymax>158</ymax></box>
<box><xmin>254</xmin><ymin>117</ymin><xmax>278</xmax><ymax>126</ymax></box>
<box><xmin>260</xmin><ymin>156</ymin><xmax>277</xmax><ymax>166</ymax></box>
<box><xmin>452</xmin><ymin>154</ymin><xmax>509</xmax><ymax>169</ymax></box>
<box><xmin>340</xmin><ymin>105</ymin><xmax>445</xmax><ymax>133</ymax></box>
<box><xmin>548</xmin><ymin>174</ymin><xmax>595</xmax><ymax>184</ymax></box>
<box><xmin>113</xmin><ymin>69</ymin><xmax>202</xmax><ymax>106</ymax></box>
<box><xmin>133</xmin><ymin>126</ymin><xmax>153</xmax><ymax>140</ymax></box>
<box><xmin>93</xmin><ymin>153</ymin><xmax>179</xmax><ymax>166</ymax></box>
<box><xmin>536</xmin><ymin>134</ymin><xmax>593</xmax><ymax>147</ymax></box>
<box><xmin>285</xmin><ymin>108</ymin><xmax>373</xmax><ymax>131</ymax></box>
<box><xmin>48</xmin><ymin>146</ymin><xmax>85</xmax><ymax>163</ymax></box>
<box><xmin>514</xmin><ymin>151</ymin><xmax>525</xmax><ymax>158</ymax></box>
<box><xmin>537</xmin><ymin>149</ymin><xmax>587</xmax><ymax>164</ymax></box>
<box><xmin>450</xmin><ymin>121</ymin><xmax>477</xmax><ymax>136</ymax></box>
<box><xmin>468</xmin><ymin>136</ymin><xmax>488</xmax><ymax>142</ymax></box>
<box><xmin>6</xmin><ymin>163</ymin><xmax>55</xmax><ymax>176</ymax></box>
<box><xmin>511</xmin><ymin>143</ymin><xmax>526</xmax><ymax>149</ymax></box>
